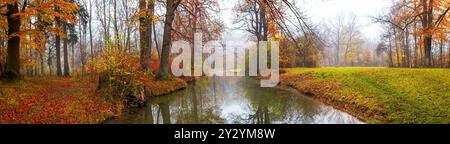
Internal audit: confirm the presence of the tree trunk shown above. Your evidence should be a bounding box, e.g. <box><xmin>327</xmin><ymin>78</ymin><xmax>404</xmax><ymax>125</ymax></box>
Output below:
<box><xmin>448</xmin><ymin>43</ymin><xmax>450</xmax><ymax>68</ymax></box>
<box><xmin>404</xmin><ymin>28</ymin><xmax>410</xmax><ymax>67</ymax></box>
<box><xmin>153</xmin><ymin>23</ymin><xmax>160</xmax><ymax>58</ymax></box>
<box><xmin>388</xmin><ymin>35</ymin><xmax>394</xmax><ymax>67</ymax></box>
<box><xmin>159</xmin><ymin>103</ymin><xmax>171</xmax><ymax>124</ymax></box>
<box><xmin>89</xmin><ymin>0</ymin><xmax>94</xmax><ymax>60</ymax></box>
<box><xmin>48</xmin><ymin>45</ymin><xmax>53</xmax><ymax>76</ymax></box>
<box><xmin>71</xmin><ymin>43</ymin><xmax>75</xmax><ymax>73</ymax></box>
<box><xmin>79</xmin><ymin>24</ymin><xmax>87</xmax><ymax>75</ymax></box>
<box><xmin>158</xmin><ymin>0</ymin><xmax>181</xmax><ymax>80</ymax></box>
<box><xmin>40</xmin><ymin>53</ymin><xmax>44</xmax><ymax>76</ymax></box>
<box><xmin>56</xmin><ymin>19</ymin><xmax>63</xmax><ymax>76</ymax></box>
<box><xmin>139</xmin><ymin>0</ymin><xmax>151</xmax><ymax>72</ymax></box>
<box><xmin>413</xmin><ymin>23</ymin><xmax>418</xmax><ymax>67</ymax></box>
<box><xmin>424</xmin><ymin>37</ymin><xmax>432</xmax><ymax>67</ymax></box>
<box><xmin>5</xmin><ymin>2</ymin><xmax>21</xmax><ymax>79</ymax></box>
<box><xmin>113</xmin><ymin>0</ymin><xmax>120</xmax><ymax>49</ymax></box>
<box><xmin>63</xmin><ymin>23</ymin><xmax>70</xmax><ymax>77</ymax></box>
<box><xmin>440</xmin><ymin>40</ymin><xmax>443</xmax><ymax>67</ymax></box>
<box><xmin>422</xmin><ymin>0</ymin><xmax>433</xmax><ymax>67</ymax></box>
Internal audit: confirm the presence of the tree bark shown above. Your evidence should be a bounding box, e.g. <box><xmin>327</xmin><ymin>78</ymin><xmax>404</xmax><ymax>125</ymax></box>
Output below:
<box><xmin>63</xmin><ymin>23</ymin><xmax>70</xmax><ymax>77</ymax></box>
<box><xmin>413</xmin><ymin>23</ymin><xmax>418</xmax><ymax>67</ymax></box>
<box><xmin>404</xmin><ymin>28</ymin><xmax>410</xmax><ymax>67</ymax></box>
<box><xmin>56</xmin><ymin>19</ymin><xmax>63</xmax><ymax>76</ymax></box>
<box><xmin>5</xmin><ymin>2</ymin><xmax>21</xmax><ymax>79</ymax></box>
<box><xmin>422</xmin><ymin>0</ymin><xmax>433</xmax><ymax>67</ymax></box>
<box><xmin>139</xmin><ymin>0</ymin><xmax>151</xmax><ymax>72</ymax></box>
<box><xmin>158</xmin><ymin>0</ymin><xmax>181</xmax><ymax>79</ymax></box>
<box><xmin>153</xmin><ymin>22</ymin><xmax>160</xmax><ymax>58</ymax></box>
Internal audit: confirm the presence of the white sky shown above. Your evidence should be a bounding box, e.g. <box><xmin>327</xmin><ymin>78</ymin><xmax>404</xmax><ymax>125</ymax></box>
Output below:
<box><xmin>220</xmin><ymin>0</ymin><xmax>393</xmax><ymax>42</ymax></box>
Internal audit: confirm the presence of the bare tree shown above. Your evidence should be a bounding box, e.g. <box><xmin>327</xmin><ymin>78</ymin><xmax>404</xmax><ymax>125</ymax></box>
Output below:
<box><xmin>158</xmin><ymin>0</ymin><xmax>182</xmax><ymax>79</ymax></box>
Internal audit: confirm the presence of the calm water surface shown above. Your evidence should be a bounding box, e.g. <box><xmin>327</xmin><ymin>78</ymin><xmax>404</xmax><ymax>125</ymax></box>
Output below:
<box><xmin>105</xmin><ymin>77</ymin><xmax>363</xmax><ymax>124</ymax></box>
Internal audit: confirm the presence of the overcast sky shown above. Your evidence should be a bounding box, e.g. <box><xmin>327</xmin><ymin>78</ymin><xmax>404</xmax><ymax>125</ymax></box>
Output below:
<box><xmin>219</xmin><ymin>0</ymin><xmax>393</xmax><ymax>42</ymax></box>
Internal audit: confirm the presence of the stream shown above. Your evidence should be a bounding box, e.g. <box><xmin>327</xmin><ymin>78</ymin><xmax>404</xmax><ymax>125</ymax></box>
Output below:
<box><xmin>105</xmin><ymin>77</ymin><xmax>363</xmax><ymax>124</ymax></box>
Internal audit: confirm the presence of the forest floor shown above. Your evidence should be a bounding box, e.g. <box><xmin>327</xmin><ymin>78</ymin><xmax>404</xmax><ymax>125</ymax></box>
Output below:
<box><xmin>0</xmin><ymin>76</ymin><xmax>187</xmax><ymax>124</ymax></box>
<box><xmin>280</xmin><ymin>67</ymin><xmax>450</xmax><ymax>124</ymax></box>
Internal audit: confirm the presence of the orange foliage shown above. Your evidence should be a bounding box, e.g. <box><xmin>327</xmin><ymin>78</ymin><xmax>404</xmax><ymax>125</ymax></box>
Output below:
<box><xmin>411</xmin><ymin>0</ymin><xmax>450</xmax><ymax>43</ymax></box>
<box><xmin>0</xmin><ymin>0</ymin><xmax>80</xmax><ymax>70</ymax></box>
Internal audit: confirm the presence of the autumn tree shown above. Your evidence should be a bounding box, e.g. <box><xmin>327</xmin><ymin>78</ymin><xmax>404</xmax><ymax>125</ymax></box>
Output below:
<box><xmin>376</xmin><ymin>0</ymin><xmax>450</xmax><ymax>67</ymax></box>
<box><xmin>4</xmin><ymin>1</ymin><xmax>21</xmax><ymax>79</ymax></box>
<box><xmin>0</xmin><ymin>0</ymin><xmax>79</xmax><ymax>79</ymax></box>
<box><xmin>158</xmin><ymin>0</ymin><xmax>182</xmax><ymax>80</ymax></box>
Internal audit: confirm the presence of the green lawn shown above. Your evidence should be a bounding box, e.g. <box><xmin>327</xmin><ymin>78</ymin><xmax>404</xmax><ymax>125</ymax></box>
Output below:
<box><xmin>281</xmin><ymin>67</ymin><xmax>450</xmax><ymax>124</ymax></box>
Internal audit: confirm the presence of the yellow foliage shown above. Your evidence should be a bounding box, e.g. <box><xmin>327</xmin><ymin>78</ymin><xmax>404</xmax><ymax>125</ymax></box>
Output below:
<box><xmin>0</xmin><ymin>0</ymin><xmax>80</xmax><ymax>68</ymax></box>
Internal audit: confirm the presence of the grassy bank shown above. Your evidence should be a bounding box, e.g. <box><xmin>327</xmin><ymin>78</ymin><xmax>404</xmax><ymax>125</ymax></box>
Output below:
<box><xmin>280</xmin><ymin>67</ymin><xmax>450</xmax><ymax>124</ymax></box>
<box><xmin>0</xmin><ymin>76</ymin><xmax>187</xmax><ymax>124</ymax></box>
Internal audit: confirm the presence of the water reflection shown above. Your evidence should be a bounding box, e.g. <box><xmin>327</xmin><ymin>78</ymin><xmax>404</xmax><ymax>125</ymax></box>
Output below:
<box><xmin>105</xmin><ymin>77</ymin><xmax>363</xmax><ymax>124</ymax></box>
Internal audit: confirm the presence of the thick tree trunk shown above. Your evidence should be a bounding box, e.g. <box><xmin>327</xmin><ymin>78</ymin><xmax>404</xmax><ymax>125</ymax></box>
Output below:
<box><xmin>158</xmin><ymin>0</ymin><xmax>181</xmax><ymax>80</ymax></box>
<box><xmin>63</xmin><ymin>23</ymin><xmax>70</xmax><ymax>77</ymax></box>
<box><xmin>422</xmin><ymin>0</ymin><xmax>433</xmax><ymax>67</ymax></box>
<box><xmin>139</xmin><ymin>0</ymin><xmax>151</xmax><ymax>72</ymax></box>
<box><xmin>260</xmin><ymin>5</ymin><xmax>268</xmax><ymax>41</ymax></box>
<box><xmin>5</xmin><ymin>2</ymin><xmax>21</xmax><ymax>79</ymax></box>
<box><xmin>56</xmin><ymin>19</ymin><xmax>63</xmax><ymax>76</ymax></box>
<box><xmin>48</xmin><ymin>45</ymin><xmax>53</xmax><ymax>76</ymax></box>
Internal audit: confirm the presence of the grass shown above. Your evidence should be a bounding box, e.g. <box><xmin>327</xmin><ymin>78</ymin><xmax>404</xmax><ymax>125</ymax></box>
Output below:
<box><xmin>280</xmin><ymin>67</ymin><xmax>450</xmax><ymax>124</ymax></box>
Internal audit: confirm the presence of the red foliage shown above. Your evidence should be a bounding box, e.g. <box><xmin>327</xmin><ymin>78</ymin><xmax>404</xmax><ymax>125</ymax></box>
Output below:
<box><xmin>0</xmin><ymin>78</ymin><xmax>112</xmax><ymax>124</ymax></box>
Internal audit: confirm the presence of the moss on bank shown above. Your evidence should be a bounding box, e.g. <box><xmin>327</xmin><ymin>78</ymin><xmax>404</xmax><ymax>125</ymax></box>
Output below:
<box><xmin>280</xmin><ymin>67</ymin><xmax>450</xmax><ymax>124</ymax></box>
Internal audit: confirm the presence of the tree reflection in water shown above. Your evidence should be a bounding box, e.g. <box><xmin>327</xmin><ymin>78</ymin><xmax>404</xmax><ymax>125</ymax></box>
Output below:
<box><xmin>105</xmin><ymin>77</ymin><xmax>363</xmax><ymax>124</ymax></box>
